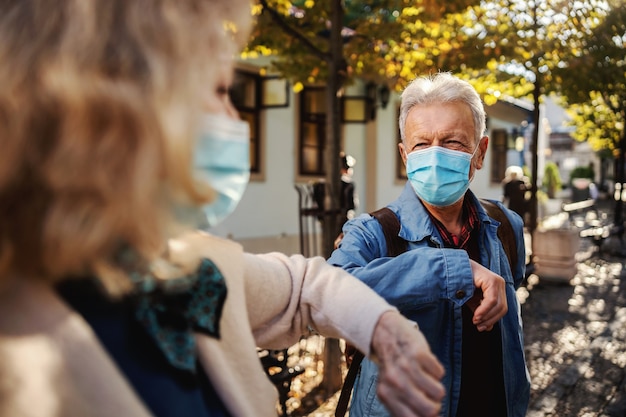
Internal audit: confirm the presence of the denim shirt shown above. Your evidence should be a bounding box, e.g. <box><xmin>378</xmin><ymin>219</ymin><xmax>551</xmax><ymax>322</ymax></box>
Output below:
<box><xmin>328</xmin><ymin>183</ymin><xmax>530</xmax><ymax>417</ymax></box>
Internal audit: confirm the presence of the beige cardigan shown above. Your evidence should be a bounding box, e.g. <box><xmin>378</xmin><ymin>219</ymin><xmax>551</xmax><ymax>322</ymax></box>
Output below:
<box><xmin>0</xmin><ymin>231</ymin><xmax>395</xmax><ymax>417</ymax></box>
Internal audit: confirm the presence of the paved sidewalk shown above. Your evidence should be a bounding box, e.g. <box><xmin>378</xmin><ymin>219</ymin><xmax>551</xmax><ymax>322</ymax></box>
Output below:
<box><xmin>522</xmin><ymin>238</ymin><xmax>626</xmax><ymax>416</ymax></box>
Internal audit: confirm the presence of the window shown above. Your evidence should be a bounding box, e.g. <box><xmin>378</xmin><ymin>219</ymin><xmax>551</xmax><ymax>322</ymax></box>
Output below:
<box><xmin>299</xmin><ymin>87</ymin><xmax>327</xmax><ymax>177</ymax></box>
<box><xmin>490</xmin><ymin>129</ymin><xmax>508</xmax><ymax>183</ymax></box>
<box><xmin>230</xmin><ymin>69</ymin><xmax>262</xmax><ymax>177</ymax></box>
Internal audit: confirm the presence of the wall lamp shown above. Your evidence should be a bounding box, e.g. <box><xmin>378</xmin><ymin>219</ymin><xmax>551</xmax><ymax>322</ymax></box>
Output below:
<box><xmin>366</xmin><ymin>82</ymin><xmax>391</xmax><ymax>121</ymax></box>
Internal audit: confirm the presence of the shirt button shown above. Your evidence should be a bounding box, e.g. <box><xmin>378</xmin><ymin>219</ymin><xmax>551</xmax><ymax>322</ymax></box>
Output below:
<box><xmin>455</xmin><ymin>290</ymin><xmax>466</xmax><ymax>299</ymax></box>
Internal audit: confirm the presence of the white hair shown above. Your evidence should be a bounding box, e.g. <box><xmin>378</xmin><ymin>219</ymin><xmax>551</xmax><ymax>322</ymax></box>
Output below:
<box><xmin>399</xmin><ymin>72</ymin><xmax>486</xmax><ymax>144</ymax></box>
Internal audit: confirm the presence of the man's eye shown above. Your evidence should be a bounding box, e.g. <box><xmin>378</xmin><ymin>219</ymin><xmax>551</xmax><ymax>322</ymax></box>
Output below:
<box><xmin>444</xmin><ymin>140</ymin><xmax>465</xmax><ymax>150</ymax></box>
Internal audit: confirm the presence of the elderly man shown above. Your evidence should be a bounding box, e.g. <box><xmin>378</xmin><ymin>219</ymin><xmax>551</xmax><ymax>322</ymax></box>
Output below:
<box><xmin>329</xmin><ymin>73</ymin><xmax>529</xmax><ymax>417</ymax></box>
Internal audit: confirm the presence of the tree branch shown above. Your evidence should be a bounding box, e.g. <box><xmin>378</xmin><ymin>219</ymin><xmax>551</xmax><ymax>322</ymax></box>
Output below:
<box><xmin>259</xmin><ymin>0</ymin><xmax>330</xmax><ymax>62</ymax></box>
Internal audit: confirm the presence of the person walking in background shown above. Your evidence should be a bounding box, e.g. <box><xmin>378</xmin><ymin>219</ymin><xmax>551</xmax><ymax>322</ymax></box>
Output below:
<box><xmin>0</xmin><ymin>2</ymin><xmax>445</xmax><ymax>417</ymax></box>
<box><xmin>502</xmin><ymin>165</ymin><xmax>530</xmax><ymax>222</ymax></box>
<box><xmin>314</xmin><ymin>152</ymin><xmax>358</xmax><ymax>219</ymax></box>
<box><xmin>330</xmin><ymin>73</ymin><xmax>530</xmax><ymax>417</ymax></box>
<box><xmin>340</xmin><ymin>151</ymin><xmax>358</xmax><ymax>222</ymax></box>
<box><xmin>317</xmin><ymin>151</ymin><xmax>359</xmax><ymax>243</ymax></box>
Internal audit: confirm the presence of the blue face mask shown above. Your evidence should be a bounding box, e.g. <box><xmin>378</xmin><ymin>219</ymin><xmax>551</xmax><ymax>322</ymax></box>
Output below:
<box><xmin>406</xmin><ymin>145</ymin><xmax>477</xmax><ymax>207</ymax></box>
<box><xmin>194</xmin><ymin>114</ymin><xmax>250</xmax><ymax>228</ymax></box>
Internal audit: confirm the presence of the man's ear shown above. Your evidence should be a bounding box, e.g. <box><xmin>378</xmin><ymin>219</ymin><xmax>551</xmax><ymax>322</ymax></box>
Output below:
<box><xmin>398</xmin><ymin>142</ymin><xmax>408</xmax><ymax>165</ymax></box>
<box><xmin>474</xmin><ymin>136</ymin><xmax>489</xmax><ymax>170</ymax></box>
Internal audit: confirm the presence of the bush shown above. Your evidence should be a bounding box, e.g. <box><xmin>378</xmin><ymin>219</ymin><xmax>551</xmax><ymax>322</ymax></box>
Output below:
<box><xmin>569</xmin><ymin>166</ymin><xmax>594</xmax><ymax>184</ymax></box>
<box><xmin>542</xmin><ymin>162</ymin><xmax>562</xmax><ymax>198</ymax></box>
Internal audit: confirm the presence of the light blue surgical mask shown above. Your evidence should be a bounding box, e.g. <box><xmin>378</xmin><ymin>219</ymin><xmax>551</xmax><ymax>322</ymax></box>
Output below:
<box><xmin>406</xmin><ymin>145</ymin><xmax>478</xmax><ymax>207</ymax></box>
<box><xmin>194</xmin><ymin>114</ymin><xmax>250</xmax><ymax>228</ymax></box>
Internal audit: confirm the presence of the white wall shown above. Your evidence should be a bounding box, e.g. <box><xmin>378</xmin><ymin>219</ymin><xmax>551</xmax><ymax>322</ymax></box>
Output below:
<box><xmin>374</xmin><ymin>99</ymin><xmax>405</xmax><ymax>209</ymax></box>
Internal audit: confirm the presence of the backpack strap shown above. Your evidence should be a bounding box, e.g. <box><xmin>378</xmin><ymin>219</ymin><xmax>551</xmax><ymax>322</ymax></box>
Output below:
<box><xmin>479</xmin><ymin>198</ymin><xmax>518</xmax><ymax>271</ymax></box>
<box><xmin>370</xmin><ymin>204</ymin><xmax>518</xmax><ymax>268</ymax></box>
<box><xmin>335</xmin><ymin>349</ymin><xmax>363</xmax><ymax>417</ymax></box>
<box><xmin>369</xmin><ymin>207</ymin><xmax>408</xmax><ymax>257</ymax></box>
<box><xmin>335</xmin><ymin>207</ymin><xmax>406</xmax><ymax>417</ymax></box>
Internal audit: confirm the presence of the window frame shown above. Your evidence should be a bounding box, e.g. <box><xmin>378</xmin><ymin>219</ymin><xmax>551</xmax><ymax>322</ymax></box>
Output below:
<box><xmin>298</xmin><ymin>86</ymin><xmax>327</xmax><ymax>178</ymax></box>
<box><xmin>230</xmin><ymin>68</ymin><xmax>264</xmax><ymax>180</ymax></box>
<box><xmin>490</xmin><ymin>128</ymin><xmax>508</xmax><ymax>184</ymax></box>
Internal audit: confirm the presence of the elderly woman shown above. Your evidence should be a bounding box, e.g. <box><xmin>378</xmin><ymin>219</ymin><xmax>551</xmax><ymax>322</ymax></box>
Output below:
<box><xmin>0</xmin><ymin>1</ymin><xmax>444</xmax><ymax>417</ymax></box>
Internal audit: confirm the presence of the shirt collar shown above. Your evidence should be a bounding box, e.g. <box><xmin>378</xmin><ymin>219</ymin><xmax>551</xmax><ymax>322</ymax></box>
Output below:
<box><xmin>391</xmin><ymin>182</ymin><xmax>481</xmax><ymax>246</ymax></box>
<box><xmin>429</xmin><ymin>198</ymin><xmax>479</xmax><ymax>248</ymax></box>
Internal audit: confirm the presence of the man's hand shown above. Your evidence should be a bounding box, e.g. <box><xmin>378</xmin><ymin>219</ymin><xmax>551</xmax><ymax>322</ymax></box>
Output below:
<box><xmin>467</xmin><ymin>260</ymin><xmax>508</xmax><ymax>332</ymax></box>
<box><xmin>370</xmin><ymin>311</ymin><xmax>445</xmax><ymax>417</ymax></box>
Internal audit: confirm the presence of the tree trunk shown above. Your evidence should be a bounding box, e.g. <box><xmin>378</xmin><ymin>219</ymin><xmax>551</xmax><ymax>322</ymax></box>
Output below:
<box><xmin>528</xmin><ymin>70</ymin><xmax>541</xmax><ymax>266</ymax></box>
<box><xmin>320</xmin><ymin>0</ymin><xmax>345</xmax><ymax>394</ymax></box>
<box><xmin>614</xmin><ymin>127</ymin><xmax>626</xmax><ymax>227</ymax></box>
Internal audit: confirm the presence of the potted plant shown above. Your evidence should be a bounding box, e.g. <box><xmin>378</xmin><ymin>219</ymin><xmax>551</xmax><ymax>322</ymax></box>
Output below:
<box><xmin>543</xmin><ymin>162</ymin><xmax>562</xmax><ymax>199</ymax></box>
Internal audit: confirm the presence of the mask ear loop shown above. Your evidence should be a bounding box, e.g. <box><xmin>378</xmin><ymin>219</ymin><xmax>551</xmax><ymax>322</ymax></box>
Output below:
<box><xmin>468</xmin><ymin>137</ymin><xmax>483</xmax><ymax>182</ymax></box>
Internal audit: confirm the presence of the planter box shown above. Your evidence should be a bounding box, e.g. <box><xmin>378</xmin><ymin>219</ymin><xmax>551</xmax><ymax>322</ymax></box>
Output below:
<box><xmin>534</xmin><ymin>228</ymin><xmax>580</xmax><ymax>283</ymax></box>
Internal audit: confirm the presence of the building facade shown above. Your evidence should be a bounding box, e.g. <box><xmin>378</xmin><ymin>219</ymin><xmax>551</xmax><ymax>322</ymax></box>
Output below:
<box><xmin>209</xmin><ymin>68</ymin><xmax>534</xmax><ymax>255</ymax></box>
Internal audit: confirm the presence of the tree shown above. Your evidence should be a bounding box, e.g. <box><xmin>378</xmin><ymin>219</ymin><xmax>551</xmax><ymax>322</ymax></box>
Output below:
<box><xmin>566</xmin><ymin>94</ymin><xmax>623</xmax><ymax>155</ymax></box>
<box><xmin>565</xmin><ymin>94</ymin><xmax>621</xmax><ymax>192</ymax></box>
<box><xmin>553</xmin><ymin>0</ymin><xmax>626</xmax><ymax>224</ymax></box>
<box><xmin>443</xmin><ymin>0</ymin><xmax>610</xmax><ymax>261</ymax></box>
<box><xmin>248</xmin><ymin>1</ymin><xmax>483</xmax><ymax>91</ymax></box>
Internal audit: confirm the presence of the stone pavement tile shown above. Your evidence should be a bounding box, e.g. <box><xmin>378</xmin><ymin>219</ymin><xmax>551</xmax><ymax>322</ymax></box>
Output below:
<box><xmin>523</xmin><ymin>246</ymin><xmax>626</xmax><ymax>417</ymax></box>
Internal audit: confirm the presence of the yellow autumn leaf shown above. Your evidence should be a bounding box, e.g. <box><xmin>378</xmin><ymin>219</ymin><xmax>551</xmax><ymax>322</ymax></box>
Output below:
<box><xmin>412</xmin><ymin>51</ymin><xmax>426</xmax><ymax>61</ymax></box>
<box><xmin>483</xmin><ymin>95</ymin><xmax>498</xmax><ymax>106</ymax></box>
<box><xmin>251</xmin><ymin>4</ymin><xmax>263</xmax><ymax>16</ymax></box>
<box><xmin>439</xmin><ymin>41</ymin><xmax>452</xmax><ymax>53</ymax></box>
<box><xmin>422</xmin><ymin>38</ymin><xmax>436</xmax><ymax>48</ymax></box>
<box><xmin>403</xmin><ymin>7</ymin><xmax>421</xmax><ymax>17</ymax></box>
<box><xmin>400</xmin><ymin>66</ymin><xmax>414</xmax><ymax>79</ymax></box>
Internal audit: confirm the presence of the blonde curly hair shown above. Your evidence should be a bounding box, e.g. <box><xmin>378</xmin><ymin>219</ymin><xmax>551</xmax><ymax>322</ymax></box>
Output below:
<box><xmin>0</xmin><ymin>0</ymin><xmax>252</xmax><ymax>293</ymax></box>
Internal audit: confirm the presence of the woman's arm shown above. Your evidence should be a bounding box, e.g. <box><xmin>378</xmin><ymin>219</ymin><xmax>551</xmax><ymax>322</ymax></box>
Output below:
<box><xmin>242</xmin><ymin>252</ymin><xmax>393</xmax><ymax>356</ymax></box>
<box><xmin>244</xmin><ymin>252</ymin><xmax>445</xmax><ymax>417</ymax></box>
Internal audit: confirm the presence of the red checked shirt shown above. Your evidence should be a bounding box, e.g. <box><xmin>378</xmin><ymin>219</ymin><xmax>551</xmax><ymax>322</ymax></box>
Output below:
<box><xmin>428</xmin><ymin>197</ymin><xmax>507</xmax><ymax>417</ymax></box>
